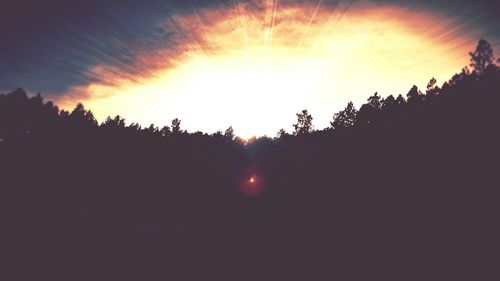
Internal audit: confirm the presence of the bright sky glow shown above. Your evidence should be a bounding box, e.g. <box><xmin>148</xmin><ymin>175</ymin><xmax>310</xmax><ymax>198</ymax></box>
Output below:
<box><xmin>54</xmin><ymin>2</ymin><xmax>482</xmax><ymax>138</ymax></box>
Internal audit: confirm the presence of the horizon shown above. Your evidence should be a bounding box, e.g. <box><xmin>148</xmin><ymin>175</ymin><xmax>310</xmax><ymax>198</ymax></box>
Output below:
<box><xmin>2</xmin><ymin>46</ymin><xmax>496</xmax><ymax>140</ymax></box>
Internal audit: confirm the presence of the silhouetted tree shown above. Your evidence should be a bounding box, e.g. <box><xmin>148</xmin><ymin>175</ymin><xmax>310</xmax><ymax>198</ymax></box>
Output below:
<box><xmin>60</xmin><ymin>110</ymin><xmax>69</xmax><ymax>119</ymax></box>
<box><xmin>129</xmin><ymin>123</ymin><xmax>142</xmax><ymax>132</ymax></box>
<box><xmin>102</xmin><ymin>115</ymin><xmax>126</xmax><ymax>128</ymax></box>
<box><xmin>69</xmin><ymin>103</ymin><xmax>97</xmax><ymax>128</ymax></box>
<box><xmin>470</xmin><ymin>38</ymin><xmax>495</xmax><ymax>75</ymax></box>
<box><xmin>426</xmin><ymin>77</ymin><xmax>438</xmax><ymax>96</ymax></box>
<box><xmin>396</xmin><ymin>94</ymin><xmax>406</xmax><ymax>105</ymax></box>
<box><xmin>331</xmin><ymin>102</ymin><xmax>357</xmax><ymax>130</ymax></box>
<box><xmin>406</xmin><ymin>85</ymin><xmax>423</xmax><ymax>102</ymax></box>
<box><xmin>32</xmin><ymin>93</ymin><xmax>43</xmax><ymax>106</ymax></box>
<box><xmin>212</xmin><ymin>130</ymin><xmax>223</xmax><ymax>137</ymax></box>
<box><xmin>171</xmin><ymin>118</ymin><xmax>183</xmax><ymax>135</ymax></box>
<box><xmin>276</xmin><ymin>128</ymin><xmax>288</xmax><ymax>139</ymax></box>
<box><xmin>146</xmin><ymin>124</ymin><xmax>159</xmax><ymax>135</ymax></box>
<box><xmin>381</xmin><ymin>95</ymin><xmax>396</xmax><ymax>110</ymax></box>
<box><xmin>357</xmin><ymin>93</ymin><xmax>382</xmax><ymax>126</ymax></box>
<box><xmin>293</xmin><ymin>109</ymin><xmax>313</xmax><ymax>135</ymax></box>
<box><xmin>367</xmin><ymin>92</ymin><xmax>382</xmax><ymax>109</ymax></box>
<box><xmin>160</xmin><ymin>126</ymin><xmax>171</xmax><ymax>137</ymax></box>
<box><xmin>448</xmin><ymin>67</ymin><xmax>471</xmax><ymax>86</ymax></box>
<box><xmin>224</xmin><ymin>126</ymin><xmax>235</xmax><ymax>139</ymax></box>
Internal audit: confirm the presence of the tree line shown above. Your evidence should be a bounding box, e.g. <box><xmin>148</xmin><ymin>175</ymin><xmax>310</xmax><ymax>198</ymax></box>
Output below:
<box><xmin>1</xmin><ymin>40</ymin><xmax>498</xmax><ymax>143</ymax></box>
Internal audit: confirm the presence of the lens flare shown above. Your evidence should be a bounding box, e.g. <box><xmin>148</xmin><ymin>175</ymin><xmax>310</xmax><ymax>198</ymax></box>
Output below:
<box><xmin>239</xmin><ymin>168</ymin><xmax>265</xmax><ymax>196</ymax></box>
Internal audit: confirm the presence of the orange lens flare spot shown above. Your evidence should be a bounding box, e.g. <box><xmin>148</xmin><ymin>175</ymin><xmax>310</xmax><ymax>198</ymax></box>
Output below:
<box><xmin>239</xmin><ymin>168</ymin><xmax>265</xmax><ymax>197</ymax></box>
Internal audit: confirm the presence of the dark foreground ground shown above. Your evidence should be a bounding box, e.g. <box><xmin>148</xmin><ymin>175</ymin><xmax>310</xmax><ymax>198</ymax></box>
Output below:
<box><xmin>2</xmin><ymin>64</ymin><xmax>500</xmax><ymax>280</ymax></box>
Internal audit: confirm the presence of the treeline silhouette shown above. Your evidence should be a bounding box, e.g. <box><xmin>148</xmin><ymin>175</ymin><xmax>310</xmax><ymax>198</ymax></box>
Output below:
<box><xmin>1</xmin><ymin>39</ymin><xmax>500</xmax><ymax>280</ymax></box>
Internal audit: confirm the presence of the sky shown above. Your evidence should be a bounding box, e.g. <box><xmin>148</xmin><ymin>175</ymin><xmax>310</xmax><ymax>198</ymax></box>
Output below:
<box><xmin>1</xmin><ymin>0</ymin><xmax>499</xmax><ymax>137</ymax></box>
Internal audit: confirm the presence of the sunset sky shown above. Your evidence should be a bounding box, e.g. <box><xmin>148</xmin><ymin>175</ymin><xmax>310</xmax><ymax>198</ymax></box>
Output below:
<box><xmin>1</xmin><ymin>0</ymin><xmax>499</xmax><ymax>137</ymax></box>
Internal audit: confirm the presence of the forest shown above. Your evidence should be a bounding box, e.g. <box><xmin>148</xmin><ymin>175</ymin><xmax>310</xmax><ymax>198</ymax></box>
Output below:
<box><xmin>1</xmin><ymin>39</ymin><xmax>499</xmax><ymax>280</ymax></box>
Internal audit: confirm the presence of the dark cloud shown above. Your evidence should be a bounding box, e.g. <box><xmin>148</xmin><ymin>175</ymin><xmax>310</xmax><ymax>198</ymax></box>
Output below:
<box><xmin>0</xmin><ymin>0</ymin><xmax>499</xmax><ymax>95</ymax></box>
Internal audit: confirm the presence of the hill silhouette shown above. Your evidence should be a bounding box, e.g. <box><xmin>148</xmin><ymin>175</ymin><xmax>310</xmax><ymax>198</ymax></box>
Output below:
<box><xmin>1</xmin><ymin>39</ymin><xmax>499</xmax><ymax>280</ymax></box>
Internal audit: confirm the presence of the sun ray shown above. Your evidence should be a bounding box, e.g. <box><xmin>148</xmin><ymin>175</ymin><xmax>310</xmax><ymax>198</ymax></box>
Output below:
<box><xmin>321</xmin><ymin>0</ymin><xmax>353</xmax><ymax>38</ymax></box>
<box><xmin>155</xmin><ymin>1</ymin><xmax>207</xmax><ymax>58</ymax></box>
<box><xmin>263</xmin><ymin>0</ymin><xmax>272</xmax><ymax>48</ymax></box>
<box><xmin>358</xmin><ymin>5</ymin><xmax>481</xmax><ymax>77</ymax></box>
<box><xmin>264</xmin><ymin>0</ymin><xmax>279</xmax><ymax>51</ymax></box>
<box><xmin>233</xmin><ymin>0</ymin><xmax>249</xmax><ymax>55</ymax></box>
<box><xmin>174</xmin><ymin>11</ymin><xmax>214</xmax><ymax>61</ymax></box>
<box><xmin>296</xmin><ymin>0</ymin><xmax>323</xmax><ymax>51</ymax></box>
<box><xmin>189</xmin><ymin>2</ymin><xmax>217</xmax><ymax>54</ymax></box>
<box><xmin>155</xmin><ymin>1</ymin><xmax>213</xmax><ymax>59</ymax></box>
<box><xmin>330</xmin><ymin>2</ymin><xmax>473</xmax><ymax>85</ymax></box>
<box><xmin>313</xmin><ymin>0</ymin><xmax>340</xmax><ymax>47</ymax></box>
<box><xmin>268</xmin><ymin>0</ymin><xmax>279</xmax><ymax>50</ymax></box>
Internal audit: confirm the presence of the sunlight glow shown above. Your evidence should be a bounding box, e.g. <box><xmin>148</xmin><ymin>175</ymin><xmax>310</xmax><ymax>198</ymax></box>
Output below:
<box><xmin>240</xmin><ymin>169</ymin><xmax>264</xmax><ymax>196</ymax></box>
<box><xmin>55</xmin><ymin>2</ymin><xmax>479</xmax><ymax>138</ymax></box>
